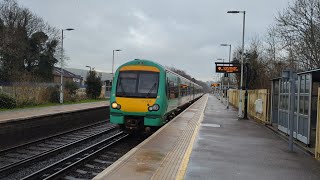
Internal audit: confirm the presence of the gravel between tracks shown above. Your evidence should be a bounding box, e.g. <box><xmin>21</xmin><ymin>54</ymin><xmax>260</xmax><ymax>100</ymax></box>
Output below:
<box><xmin>3</xmin><ymin>129</ymin><xmax>122</xmax><ymax>180</ymax></box>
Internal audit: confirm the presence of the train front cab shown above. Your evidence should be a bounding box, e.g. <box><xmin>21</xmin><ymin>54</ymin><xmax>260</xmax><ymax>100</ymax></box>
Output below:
<box><xmin>110</xmin><ymin>63</ymin><xmax>167</xmax><ymax>131</ymax></box>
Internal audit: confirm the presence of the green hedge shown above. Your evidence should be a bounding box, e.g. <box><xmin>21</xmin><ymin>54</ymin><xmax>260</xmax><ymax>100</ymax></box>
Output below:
<box><xmin>0</xmin><ymin>93</ymin><xmax>17</xmax><ymax>109</ymax></box>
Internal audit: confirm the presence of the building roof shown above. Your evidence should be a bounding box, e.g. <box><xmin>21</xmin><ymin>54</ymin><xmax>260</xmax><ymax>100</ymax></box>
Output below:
<box><xmin>296</xmin><ymin>68</ymin><xmax>320</xmax><ymax>75</ymax></box>
<box><xmin>271</xmin><ymin>68</ymin><xmax>320</xmax><ymax>81</ymax></box>
<box><xmin>65</xmin><ymin>68</ymin><xmax>112</xmax><ymax>81</ymax></box>
<box><xmin>53</xmin><ymin>67</ymin><xmax>82</xmax><ymax>79</ymax></box>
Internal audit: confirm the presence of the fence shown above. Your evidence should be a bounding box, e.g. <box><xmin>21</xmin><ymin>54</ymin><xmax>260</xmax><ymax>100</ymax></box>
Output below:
<box><xmin>228</xmin><ymin>89</ymin><xmax>244</xmax><ymax>112</ymax></box>
<box><xmin>228</xmin><ymin>89</ymin><xmax>270</xmax><ymax>124</ymax></box>
<box><xmin>1</xmin><ymin>85</ymin><xmax>56</xmax><ymax>105</ymax></box>
<box><xmin>0</xmin><ymin>83</ymin><xmax>87</xmax><ymax>106</ymax></box>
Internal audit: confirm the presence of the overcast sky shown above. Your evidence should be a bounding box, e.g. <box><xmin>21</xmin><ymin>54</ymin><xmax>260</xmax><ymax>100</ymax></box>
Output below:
<box><xmin>18</xmin><ymin>0</ymin><xmax>291</xmax><ymax>82</ymax></box>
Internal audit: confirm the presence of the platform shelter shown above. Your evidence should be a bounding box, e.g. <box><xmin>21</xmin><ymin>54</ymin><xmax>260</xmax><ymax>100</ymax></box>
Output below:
<box><xmin>271</xmin><ymin>69</ymin><xmax>320</xmax><ymax>146</ymax></box>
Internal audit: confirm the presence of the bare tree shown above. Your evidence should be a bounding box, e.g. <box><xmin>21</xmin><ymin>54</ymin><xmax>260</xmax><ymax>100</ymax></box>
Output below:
<box><xmin>275</xmin><ymin>0</ymin><xmax>320</xmax><ymax>70</ymax></box>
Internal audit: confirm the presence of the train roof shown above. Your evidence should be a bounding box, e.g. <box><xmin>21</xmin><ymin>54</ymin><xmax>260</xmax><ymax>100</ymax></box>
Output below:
<box><xmin>120</xmin><ymin>59</ymin><xmax>203</xmax><ymax>89</ymax></box>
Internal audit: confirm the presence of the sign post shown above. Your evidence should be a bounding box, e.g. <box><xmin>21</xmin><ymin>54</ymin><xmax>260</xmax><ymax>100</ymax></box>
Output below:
<box><xmin>215</xmin><ymin>62</ymin><xmax>241</xmax><ymax>108</ymax></box>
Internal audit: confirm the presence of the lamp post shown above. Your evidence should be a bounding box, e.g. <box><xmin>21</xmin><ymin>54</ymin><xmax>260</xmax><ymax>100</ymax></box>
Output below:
<box><xmin>112</xmin><ymin>49</ymin><xmax>122</xmax><ymax>79</ymax></box>
<box><xmin>221</xmin><ymin>44</ymin><xmax>232</xmax><ymax>109</ymax></box>
<box><xmin>85</xmin><ymin>65</ymin><xmax>92</xmax><ymax>71</ymax></box>
<box><xmin>227</xmin><ymin>10</ymin><xmax>246</xmax><ymax>118</ymax></box>
<box><xmin>60</xmin><ymin>28</ymin><xmax>74</xmax><ymax>104</ymax></box>
<box><xmin>217</xmin><ymin>58</ymin><xmax>225</xmax><ymax>103</ymax></box>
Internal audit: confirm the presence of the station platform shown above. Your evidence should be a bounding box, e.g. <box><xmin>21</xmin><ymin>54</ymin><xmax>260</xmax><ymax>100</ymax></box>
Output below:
<box><xmin>0</xmin><ymin>101</ymin><xmax>109</xmax><ymax>123</ymax></box>
<box><xmin>0</xmin><ymin>101</ymin><xmax>110</xmax><ymax>150</ymax></box>
<box><xmin>94</xmin><ymin>94</ymin><xmax>320</xmax><ymax>180</ymax></box>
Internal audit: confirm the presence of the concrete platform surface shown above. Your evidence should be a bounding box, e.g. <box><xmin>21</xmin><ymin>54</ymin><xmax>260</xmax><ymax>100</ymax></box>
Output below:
<box><xmin>93</xmin><ymin>95</ymin><xmax>208</xmax><ymax>180</ymax></box>
<box><xmin>0</xmin><ymin>101</ymin><xmax>109</xmax><ymax>123</ymax></box>
<box><xmin>185</xmin><ymin>94</ymin><xmax>320</xmax><ymax>180</ymax></box>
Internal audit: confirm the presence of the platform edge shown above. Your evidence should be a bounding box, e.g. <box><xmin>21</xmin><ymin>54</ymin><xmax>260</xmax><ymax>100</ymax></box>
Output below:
<box><xmin>93</xmin><ymin>95</ymin><xmax>207</xmax><ymax>180</ymax></box>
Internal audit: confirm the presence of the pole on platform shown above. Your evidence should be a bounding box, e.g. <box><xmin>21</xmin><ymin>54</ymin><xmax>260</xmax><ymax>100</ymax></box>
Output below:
<box><xmin>244</xmin><ymin>63</ymin><xmax>249</xmax><ymax>119</ymax></box>
<box><xmin>217</xmin><ymin>58</ymin><xmax>224</xmax><ymax>103</ymax></box>
<box><xmin>289</xmin><ymin>70</ymin><xmax>295</xmax><ymax>152</ymax></box>
<box><xmin>221</xmin><ymin>44</ymin><xmax>232</xmax><ymax>109</ymax></box>
<box><xmin>59</xmin><ymin>28</ymin><xmax>74</xmax><ymax>104</ymax></box>
<box><xmin>227</xmin><ymin>10</ymin><xmax>246</xmax><ymax>118</ymax></box>
<box><xmin>282</xmin><ymin>70</ymin><xmax>295</xmax><ymax>152</ymax></box>
<box><xmin>227</xmin><ymin>45</ymin><xmax>231</xmax><ymax>109</ymax></box>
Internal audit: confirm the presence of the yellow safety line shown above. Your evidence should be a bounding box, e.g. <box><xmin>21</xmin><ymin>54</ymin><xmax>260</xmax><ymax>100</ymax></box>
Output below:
<box><xmin>176</xmin><ymin>95</ymin><xmax>208</xmax><ymax>180</ymax></box>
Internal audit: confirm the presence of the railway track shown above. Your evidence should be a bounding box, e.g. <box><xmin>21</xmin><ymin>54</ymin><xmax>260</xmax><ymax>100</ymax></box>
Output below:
<box><xmin>63</xmin><ymin>134</ymin><xmax>146</xmax><ymax>180</ymax></box>
<box><xmin>21</xmin><ymin>132</ymin><xmax>128</xmax><ymax>180</ymax></box>
<box><xmin>0</xmin><ymin>121</ymin><xmax>116</xmax><ymax>178</ymax></box>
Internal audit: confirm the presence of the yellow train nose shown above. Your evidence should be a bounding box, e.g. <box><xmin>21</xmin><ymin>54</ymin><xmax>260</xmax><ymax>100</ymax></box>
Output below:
<box><xmin>115</xmin><ymin>97</ymin><xmax>157</xmax><ymax>113</ymax></box>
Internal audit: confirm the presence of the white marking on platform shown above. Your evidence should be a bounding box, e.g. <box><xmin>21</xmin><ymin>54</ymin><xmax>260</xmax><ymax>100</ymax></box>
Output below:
<box><xmin>202</xmin><ymin>123</ymin><xmax>221</xmax><ymax>128</ymax></box>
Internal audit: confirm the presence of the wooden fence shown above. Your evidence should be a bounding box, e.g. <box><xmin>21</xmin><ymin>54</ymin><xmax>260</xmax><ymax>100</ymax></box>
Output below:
<box><xmin>228</xmin><ymin>89</ymin><xmax>270</xmax><ymax>124</ymax></box>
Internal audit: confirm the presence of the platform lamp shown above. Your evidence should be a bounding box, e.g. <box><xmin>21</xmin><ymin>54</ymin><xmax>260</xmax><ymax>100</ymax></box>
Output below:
<box><xmin>217</xmin><ymin>58</ymin><xmax>225</xmax><ymax>103</ymax></box>
<box><xmin>221</xmin><ymin>44</ymin><xmax>232</xmax><ymax>109</ymax></box>
<box><xmin>60</xmin><ymin>28</ymin><xmax>75</xmax><ymax>104</ymax></box>
<box><xmin>85</xmin><ymin>65</ymin><xmax>92</xmax><ymax>71</ymax></box>
<box><xmin>112</xmin><ymin>49</ymin><xmax>122</xmax><ymax>79</ymax></box>
<box><xmin>227</xmin><ymin>10</ymin><xmax>246</xmax><ymax>118</ymax></box>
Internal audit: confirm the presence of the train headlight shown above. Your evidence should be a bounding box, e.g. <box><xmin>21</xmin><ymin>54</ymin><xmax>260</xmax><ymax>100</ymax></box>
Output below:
<box><xmin>111</xmin><ymin>102</ymin><xmax>121</xmax><ymax>109</ymax></box>
<box><xmin>152</xmin><ymin>104</ymin><xmax>160</xmax><ymax>111</ymax></box>
<box><xmin>148</xmin><ymin>104</ymin><xmax>160</xmax><ymax>111</ymax></box>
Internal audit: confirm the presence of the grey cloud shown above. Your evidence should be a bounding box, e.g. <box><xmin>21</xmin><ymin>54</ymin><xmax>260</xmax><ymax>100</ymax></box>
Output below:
<box><xmin>18</xmin><ymin>0</ymin><xmax>291</xmax><ymax>81</ymax></box>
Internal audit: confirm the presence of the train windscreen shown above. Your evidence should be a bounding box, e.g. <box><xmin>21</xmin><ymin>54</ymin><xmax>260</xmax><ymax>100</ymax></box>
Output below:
<box><xmin>116</xmin><ymin>71</ymin><xmax>159</xmax><ymax>98</ymax></box>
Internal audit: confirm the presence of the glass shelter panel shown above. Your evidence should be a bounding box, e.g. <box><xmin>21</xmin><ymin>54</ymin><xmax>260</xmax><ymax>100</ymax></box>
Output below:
<box><xmin>296</xmin><ymin>74</ymin><xmax>311</xmax><ymax>144</ymax></box>
<box><xmin>278</xmin><ymin>79</ymin><xmax>290</xmax><ymax>133</ymax></box>
<box><xmin>272</xmin><ymin>80</ymin><xmax>280</xmax><ymax>124</ymax></box>
<box><xmin>277</xmin><ymin>74</ymin><xmax>311</xmax><ymax>144</ymax></box>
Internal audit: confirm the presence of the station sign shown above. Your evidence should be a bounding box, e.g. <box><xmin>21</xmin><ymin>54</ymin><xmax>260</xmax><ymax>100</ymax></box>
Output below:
<box><xmin>180</xmin><ymin>84</ymin><xmax>188</xmax><ymax>88</ymax></box>
<box><xmin>216</xmin><ymin>65</ymin><xmax>240</xmax><ymax>73</ymax></box>
<box><xmin>211</xmin><ymin>83</ymin><xmax>220</xmax><ymax>87</ymax></box>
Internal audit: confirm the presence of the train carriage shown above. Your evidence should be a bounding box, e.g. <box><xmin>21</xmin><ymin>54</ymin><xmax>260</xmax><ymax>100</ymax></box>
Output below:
<box><xmin>110</xmin><ymin>59</ymin><xmax>203</xmax><ymax>132</ymax></box>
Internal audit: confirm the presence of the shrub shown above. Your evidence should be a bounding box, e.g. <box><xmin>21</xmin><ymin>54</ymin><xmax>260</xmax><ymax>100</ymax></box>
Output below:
<box><xmin>19</xmin><ymin>99</ymin><xmax>36</xmax><ymax>107</ymax></box>
<box><xmin>49</xmin><ymin>86</ymin><xmax>60</xmax><ymax>103</ymax></box>
<box><xmin>0</xmin><ymin>93</ymin><xmax>17</xmax><ymax>109</ymax></box>
<box><xmin>65</xmin><ymin>81</ymin><xmax>79</xmax><ymax>96</ymax></box>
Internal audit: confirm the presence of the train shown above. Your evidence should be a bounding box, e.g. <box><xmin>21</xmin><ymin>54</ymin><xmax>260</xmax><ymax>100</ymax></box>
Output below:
<box><xmin>109</xmin><ymin>59</ymin><xmax>203</xmax><ymax>132</ymax></box>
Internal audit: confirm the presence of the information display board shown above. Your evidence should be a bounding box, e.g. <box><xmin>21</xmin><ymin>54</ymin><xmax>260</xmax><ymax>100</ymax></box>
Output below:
<box><xmin>215</xmin><ymin>65</ymin><xmax>241</xmax><ymax>73</ymax></box>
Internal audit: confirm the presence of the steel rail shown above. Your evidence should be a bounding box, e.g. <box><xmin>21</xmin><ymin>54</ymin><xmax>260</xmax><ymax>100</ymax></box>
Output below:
<box><xmin>0</xmin><ymin>125</ymin><xmax>116</xmax><ymax>176</ymax></box>
<box><xmin>0</xmin><ymin>120</ymin><xmax>108</xmax><ymax>154</ymax></box>
<box><xmin>22</xmin><ymin>132</ymin><xmax>128</xmax><ymax>180</ymax></box>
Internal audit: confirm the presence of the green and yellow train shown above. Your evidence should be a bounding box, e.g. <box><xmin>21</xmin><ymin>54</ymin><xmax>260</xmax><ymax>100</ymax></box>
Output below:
<box><xmin>110</xmin><ymin>59</ymin><xmax>203</xmax><ymax>132</ymax></box>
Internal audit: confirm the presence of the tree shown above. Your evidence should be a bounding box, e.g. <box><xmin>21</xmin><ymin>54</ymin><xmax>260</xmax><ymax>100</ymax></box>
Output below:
<box><xmin>86</xmin><ymin>70</ymin><xmax>102</xmax><ymax>99</ymax></box>
<box><xmin>275</xmin><ymin>0</ymin><xmax>320</xmax><ymax>70</ymax></box>
<box><xmin>233</xmin><ymin>38</ymin><xmax>271</xmax><ymax>89</ymax></box>
<box><xmin>0</xmin><ymin>0</ymin><xmax>59</xmax><ymax>82</ymax></box>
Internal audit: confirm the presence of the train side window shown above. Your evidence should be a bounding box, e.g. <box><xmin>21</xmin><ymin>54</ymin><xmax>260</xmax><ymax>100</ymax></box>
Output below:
<box><xmin>166</xmin><ymin>78</ymin><xmax>171</xmax><ymax>97</ymax></box>
<box><xmin>169</xmin><ymin>81</ymin><xmax>175</xmax><ymax>99</ymax></box>
<box><xmin>174</xmin><ymin>81</ymin><xmax>179</xmax><ymax>98</ymax></box>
